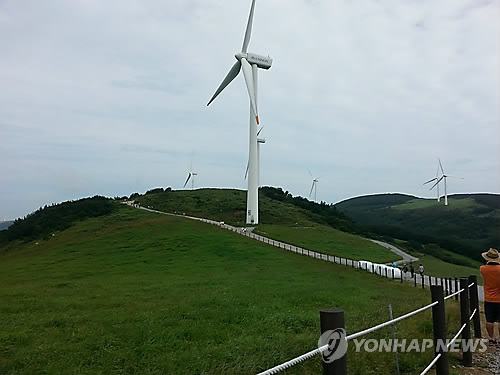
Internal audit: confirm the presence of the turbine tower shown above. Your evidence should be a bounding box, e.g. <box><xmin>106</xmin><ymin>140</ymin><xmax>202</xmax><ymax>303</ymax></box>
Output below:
<box><xmin>207</xmin><ymin>0</ymin><xmax>272</xmax><ymax>225</ymax></box>
<box><xmin>308</xmin><ymin>170</ymin><xmax>319</xmax><ymax>203</ymax></box>
<box><xmin>245</xmin><ymin>126</ymin><xmax>265</xmax><ymax>187</ymax></box>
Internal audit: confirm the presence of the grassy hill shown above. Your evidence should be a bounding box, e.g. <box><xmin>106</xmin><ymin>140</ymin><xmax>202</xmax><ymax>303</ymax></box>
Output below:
<box><xmin>0</xmin><ymin>204</ymin><xmax>463</xmax><ymax>375</ymax></box>
<box><xmin>134</xmin><ymin>187</ymin><xmax>396</xmax><ymax>263</ymax></box>
<box><xmin>335</xmin><ymin>193</ymin><xmax>500</xmax><ymax>263</ymax></box>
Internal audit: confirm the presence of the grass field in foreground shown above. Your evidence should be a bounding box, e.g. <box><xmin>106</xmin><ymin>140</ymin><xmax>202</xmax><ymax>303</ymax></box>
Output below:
<box><xmin>255</xmin><ymin>224</ymin><xmax>398</xmax><ymax>263</ymax></box>
<box><xmin>0</xmin><ymin>206</ymin><xmax>461</xmax><ymax>374</ymax></box>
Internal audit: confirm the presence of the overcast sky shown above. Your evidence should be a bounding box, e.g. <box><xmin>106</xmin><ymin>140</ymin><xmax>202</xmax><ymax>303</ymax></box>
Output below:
<box><xmin>1</xmin><ymin>0</ymin><xmax>499</xmax><ymax>220</ymax></box>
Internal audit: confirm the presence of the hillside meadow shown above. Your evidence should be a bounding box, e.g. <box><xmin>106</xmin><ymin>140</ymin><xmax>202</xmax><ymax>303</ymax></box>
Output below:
<box><xmin>0</xmin><ymin>205</ymin><xmax>463</xmax><ymax>374</ymax></box>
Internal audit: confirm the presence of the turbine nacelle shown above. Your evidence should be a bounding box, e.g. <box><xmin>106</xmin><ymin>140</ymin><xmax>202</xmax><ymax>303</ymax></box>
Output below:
<box><xmin>235</xmin><ymin>52</ymin><xmax>272</xmax><ymax>70</ymax></box>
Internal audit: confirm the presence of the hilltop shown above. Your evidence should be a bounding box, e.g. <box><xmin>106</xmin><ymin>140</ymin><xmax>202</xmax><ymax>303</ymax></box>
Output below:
<box><xmin>133</xmin><ymin>186</ymin><xmax>358</xmax><ymax>232</ymax></box>
<box><xmin>335</xmin><ymin>193</ymin><xmax>500</xmax><ymax>263</ymax></box>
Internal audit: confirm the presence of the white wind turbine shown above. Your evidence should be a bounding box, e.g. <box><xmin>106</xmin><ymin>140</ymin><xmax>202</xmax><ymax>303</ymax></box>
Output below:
<box><xmin>183</xmin><ymin>162</ymin><xmax>197</xmax><ymax>190</ymax></box>
<box><xmin>423</xmin><ymin>158</ymin><xmax>443</xmax><ymax>202</ymax></box>
<box><xmin>308</xmin><ymin>170</ymin><xmax>319</xmax><ymax>203</ymax></box>
<box><xmin>426</xmin><ymin>159</ymin><xmax>463</xmax><ymax>206</ymax></box>
<box><xmin>207</xmin><ymin>0</ymin><xmax>272</xmax><ymax>225</ymax></box>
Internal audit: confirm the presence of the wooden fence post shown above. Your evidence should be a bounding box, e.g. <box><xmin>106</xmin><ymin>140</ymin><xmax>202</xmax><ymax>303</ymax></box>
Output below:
<box><xmin>468</xmin><ymin>275</ymin><xmax>481</xmax><ymax>338</ymax></box>
<box><xmin>431</xmin><ymin>285</ymin><xmax>449</xmax><ymax>375</ymax></box>
<box><xmin>454</xmin><ymin>278</ymin><xmax>459</xmax><ymax>301</ymax></box>
<box><xmin>320</xmin><ymin>309</ymin><xmax>347</xmax><ymax>375</ymax></box>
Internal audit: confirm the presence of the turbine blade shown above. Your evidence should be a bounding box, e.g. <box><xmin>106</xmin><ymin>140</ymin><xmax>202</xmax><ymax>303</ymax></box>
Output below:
<box><xmin>438</xmin><ymin>158</ymin><xmax>445</xmax><ymax>175</ymax></box>
<box><xmin>309</xmin><ymin>181</ymin><xmax>315</xmax><ymax>197</ymax></box>
<box><xmin>423</xmin><ymin>177</ymin><xmax>437</xmax><ymax>185</ymax></box>
<box><xmin>244</xmin><ymin>160</ymin><xmax>249</xmax><ymax>180</ymax></box>
<box><xmin>256</xmin><ymin>125</ymin><xmax>264</xmax><ymax>136</ymax></box>
<box><xmin>207</xmin><ymin>61</ymin><xmax>241</xmax><ymax>106</ymax></box>
<box><xmin>241</xmin><ymin>58</ymin><xmax>259</xmax><ymax>124</ymax></box>
<box><xmin>429</xmin><ymin>176</ymin><xmax>444</xmax><ymax>190</ymax></box>
<box><xmin>241</xmin><ymin>0</ymin><xmax>256</xmax><ymax>53</ymax></box>
<box><xmin>183</xmin><ymin>173</ymin><xmax>191</xmax><ymax>188</ymax></box>
<box><xmin>308</xmin><ymin>169</ymin><xmax>313</xmax><ymax>178</ymax></box>
<box><xmin>447</xmin><ymin>175</ymin><xmax>464</xmax><ymax>179</ymax></box>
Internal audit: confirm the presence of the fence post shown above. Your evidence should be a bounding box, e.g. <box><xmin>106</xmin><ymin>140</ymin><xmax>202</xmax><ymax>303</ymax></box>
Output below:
<box><xmin>430</xmin><ymin>285</ymin><xmax>449</xmax><ymax>375</ymax></box>
<box><xmin>320</xmin><ymin>309</ymin><xmax>347</xmax><ymax>375</ymax></box>
<box><xmin>392</xmin><ymin>268</ymin><xmax>395</xmax><ymax>280</ymax></box>
<box><xmin>421</xmin><ymin>274</ymin><xmax>425</xmax><ymax>289</ymax></box>
<box><xmin>400</xmin><ymin>269</ymin><xmax>403</xmax><ymax>283</ymax></box>
<box><xmin>454</xmin><ymin>278</ymin><xmax>459</xmax><ymax>301</ymax></box>
<box><xmin>414</xmin><ymin>275</ymin><xmax>417</xmax><ymax>288</ymax></box>
<box><xmin>468</xmin><ymin>275</ymin><xmax>481</xmax><ymax>338</ymax></box>
<box><xmin>459</xmin><ymin>278</ymin><xmax>473</xmax><ymax>367</ymax></box>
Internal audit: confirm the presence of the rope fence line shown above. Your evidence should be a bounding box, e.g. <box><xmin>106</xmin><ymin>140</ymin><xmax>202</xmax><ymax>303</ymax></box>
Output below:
<box><xmin>346</xmin><ymin>301</ymin><xmax>438</xmax><ymax>341</ymax></box>
<box><xmin>447</xmin><ymin>324</ymin><xmax>467</xmax><ymax>350</ymax></box>
<box><xmin>419</xmin><ymin>353</ymin><xmax>442</xmax><ymax>375</ymax></box>
<box><xmin>444</xmin><ymin>288</ymin><xmax>464</xmax><ymax>300</ymax></box>
<box><xmin>256</xmin><ymin>278</ymin><xmax>482</xmax><ymax>375</ymax></box>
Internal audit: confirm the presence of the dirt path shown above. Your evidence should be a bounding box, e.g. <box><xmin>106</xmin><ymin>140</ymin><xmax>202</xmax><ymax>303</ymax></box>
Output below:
<box><xmin>456</xmin><ymin>310</ymin><xmax>500</xmax><ymax>374</ymax></box>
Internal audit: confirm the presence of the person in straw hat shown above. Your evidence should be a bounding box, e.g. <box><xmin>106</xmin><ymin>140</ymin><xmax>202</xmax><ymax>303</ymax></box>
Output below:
<box><xmin>480</xmin><ymin>248</ymin><xmax>500</xmax><ymax>346</ymax></box>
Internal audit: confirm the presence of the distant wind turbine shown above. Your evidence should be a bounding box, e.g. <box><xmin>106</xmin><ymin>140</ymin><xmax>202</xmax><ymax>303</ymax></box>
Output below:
<box><xmin>207</xmin><ymin>0</ymin><xmax>273</xmax><ymax>225</ymax></box>
<box><xmin>426</xmin><ymin>159</ymin><xmax>463</xmax><ymax>206</ymax></box>
<box><xmin>308</xmin><ymin>170</ymin><xmax>319</xmax><ymax>203</ymax></box>
<box><xmin>183</xmin><ymin>161</ymin><xmax>197</xmax><ymax>190</ymax></box>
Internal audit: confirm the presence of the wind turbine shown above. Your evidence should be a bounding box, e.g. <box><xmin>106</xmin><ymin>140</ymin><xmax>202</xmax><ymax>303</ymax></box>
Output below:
<box><xmin>427</xmin><ymin>159</ymin><xmax>463</xmax><ymax>206</ymax></box>
<box><xmin>207</xmin><ymin>0</ymin><xmax>272</xmax><ymax>225</ymax></box>
<box><xmin>183</xmin><ymin>162</ymin><xmax>197</xmax><ymax>190</ymax></box>
<box><xmin>423</xmin><ymin>159</ymin><xmax>443</xmax><ymax>202</ymax></box>
<box><xmin>308</xmin><ymin>170</ymin><xmax>319</xmax><ymax>203</ymax></box>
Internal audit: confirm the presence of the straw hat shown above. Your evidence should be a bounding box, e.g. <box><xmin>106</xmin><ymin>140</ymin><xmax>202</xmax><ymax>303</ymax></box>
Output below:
<box><xmin>482</xmin><ymin>248</ymin><xmax>500</xmax><ymax>263</ymax></box>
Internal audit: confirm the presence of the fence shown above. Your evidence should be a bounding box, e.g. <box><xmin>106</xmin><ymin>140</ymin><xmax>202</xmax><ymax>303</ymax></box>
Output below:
<box><xmin>256</xmin><ymin>275</ymin><xmax>482</xmax><ymax>375</ymax></box>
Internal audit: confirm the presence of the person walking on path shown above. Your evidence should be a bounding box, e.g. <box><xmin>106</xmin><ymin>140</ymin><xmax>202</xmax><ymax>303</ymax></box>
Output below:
<box><xmin>410</xmin><ymin>263</ymin><xmax>415</xmax><ymax>278</ymax></box>
<box><xmin>480</xmin><ymin>248</ymin><xmax>500</xmax><ymax>346</ymax></box>
<box><xmin>418</xmin><ymin>264</ymin><xmax>424</xmax><ymax>278</ymax></box>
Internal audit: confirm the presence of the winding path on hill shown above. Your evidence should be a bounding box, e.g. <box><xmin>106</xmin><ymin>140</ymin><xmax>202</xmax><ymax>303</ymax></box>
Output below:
<box><xmin>369</xmin><ymin>239</ymin><xmax>419</xmax><ymax>264</ymax></box>
<box><xmin>126</xmin><ymin>202</ymin><xmax>484</xmax><ymax>301</ymax></box>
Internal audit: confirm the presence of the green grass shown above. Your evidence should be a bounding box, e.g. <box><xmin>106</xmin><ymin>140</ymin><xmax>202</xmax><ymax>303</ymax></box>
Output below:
<box><xmin>137</xmin><ymin>189</ymin><xmax>397</xmax><ymax>263</ymax></box>
<box><xmin>393</xmin><ymin>198</ymin><xmax>479</xmax><ymax>211</ymax></box>
<box><xmin>136</xmin><ymin>189</ymin><xmax>323</xmax><ymax>227</ymax></box>
<box><xmin>0</xmin><ymin>206</ymin><xmax>460</xmax><ymax>374</ymax></box>
<box><xmin>255</xmin><ymin>224</ymin><xmax>398</xmax><ymax>263</ymax></box>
